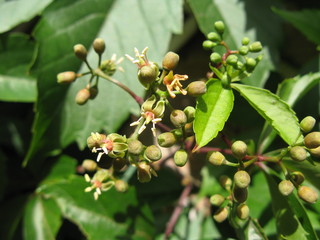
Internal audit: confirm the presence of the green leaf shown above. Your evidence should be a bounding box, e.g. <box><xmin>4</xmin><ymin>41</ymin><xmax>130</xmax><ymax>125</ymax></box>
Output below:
<box><xmin>245</xmin><ymin>219</ymin><xmax>268</xmax><ymax>240</ymax></box>
<box><xmin>273</xmin><ymin>8</ymin><xmax>320</xmax><ymax>45</ymax></box>
<box><xmin>0</xmin><ymin>0</ymin><xmax>54</xmax><ymax>33</ymax></box>
<box><xmin>194</xmin><ymin>80</ymin><xmax>234</xmax><ymax>150</ymax></box>
<box><xmin>232</xmin><ymin>83</ymin><xmax>303</xmax><ymax>147</ymax></box>
<box><xmin>23</xmin><ymin>196</ymin><xmax>62</xmax><ymax>240</ymax></box>
<box><xmin>188</xmin><ymin>0</ymin><xmax>282</xmax><ymax>87</ymax></box>
<box><xmin>40</xmin><ymin>176</ymin><xmax>154</xmax><ymax>240</ymax></box>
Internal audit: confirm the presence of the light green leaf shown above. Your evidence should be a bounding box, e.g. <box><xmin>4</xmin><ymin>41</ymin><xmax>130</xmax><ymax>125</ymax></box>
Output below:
<box><xmin>194</xmin><ymin>80</ymin><xmax>234</xmax><ymax>150</ymax></box>
<box><xmin>273</xmin><ymin>8</ymin><xmax>320</xmax><ymax>45</ymax></box>
<box><xmin>0</xmin><ymin>0</ymin><xmax>54</xmax><ymax>33</ymax></box>
<box><xmin>232</xmin><ymin>83</ymin><xmax>303</xmax><ymax>147</ymax></box>
<box><xmin>40</xmin><ymin>176</ymin><xmax>154</xmax><ymax>240</ymax></box>
<box><xmin>23</xmin><ymin>196</ymin><xmax>62</xmax><ymax>240</ymax></box>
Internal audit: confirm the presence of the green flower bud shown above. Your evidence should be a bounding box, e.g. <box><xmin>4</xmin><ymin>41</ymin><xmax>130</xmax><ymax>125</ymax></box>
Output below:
<box><xmin>298</xmin><ymin>186</ymin><xmax>318</xmax><ymax>204</ymax></box>
<box><xmin>162</xmin><ymin>51</ymin><xmax>179</xmax><ymax>71</ymax></box>
<box><xmin>89</xmin><ymin>85</ymin><xmax>98</xmax><ymax>99</ymax></box>
<box><xmin>82</xmin><ymin>159</ymin><xmax>98</xmax><ymax>172</ymax></box>
<box><xmin>87</xmin><ymin>133</ymin><xmax>107</xmax><ymax>150</ymax></box>
<box><xmin>226</xmin><ymin>54</ymin><xmax>238</xmax><ymax>66</ymax></box>
<box><xmin>210</xmin><ymin>52</ymin><xmax>222</xmax><ymax>64</ymax></box>
<box><xmin>138</xmin><ymin>65</ymin><xmax>157</xmax><ymax>86</ymax></box>
<box><xmin>245</xmin><ymin>58</ymin><xmax>257</xmax><ymax>72</ymax></box>
<box><xmin>207</xmin><ymin>151</ymin><xmax>226</xmax><ymax>166</ymax></box>
<box><xmin>93</xmin><ymin>38</ymin><xmax>106</xmax><ymax>55</ymax></box>
<box><xmin>137</xmin><ymin>161</ymin><xmax>152</xmax><ymax>183</ymax></box>
<box><xmin>233</xmin><ymin>186</ymin><xmax>248</xmax><ymax>203</ymax></box>
<box><xmin>304</xmin><ymin>132</ymin><xmax>320</xmax><ymax>149</ymax></box>
<box><xmin>214</xmin><ymin>21</ymin><xmax>225</xmax><ymax>34</ymax></box>
<box><xmin>144</xmin><ymin>145</ymin><xmax>162</xmax><ymax>162</ymax></box>
<box><xmin>219</xmin><ymin>175</ymin><xmax>232</xmax><ymax>191</ymax></box>
<box><xmin>75</xmin><ymin>88</ymin><xmax>90</xmax><ymax>105</ymax></box>
<box><xmin>290</xmin><ymin>146</ymin><xmax>307</xmax><ymax>162</ymax></box>
<box><xmin>236</xmin><ymin>204</ymin><xmax>250</xmax><ymax>220</ymax></box>
<box><xmin>174</xmin><ymin>149</ymin><xmax>188</xmax><ymax>167</ymax></box>
<box><xmin>113</xmin><ymin>157</ymin><xmax>127</xmax><ymax>171</ymax></box>
<box><xmin>291</xmin><ymin>171</ymin><xmax>305</xmax><ymax>185</ymax></box>
<box><xmin>202</xmin><ymin>40</ymin><xmax>216</xmax><ymax>50</ymax></box>
<box><xmin>278</xmin><ymin>180</ymin><xmax>294</xmax><ymax>196</ymax></box>
<box><xmin>170</xmin><ymin>109</ymin><xmax>187</xmax><ymax>128</ymax></box>
<box><xmin>184</xmin><ymin>106</ymin><xmax>196</xmax><ymax>123</ymax></box>
<box><xmin>239</xmin><ymin>46</ymin><xmax>249</xmax><ymax>55</ymax></box>
<box><xmin>114</xmin><ymin>179</ymin><xmax>128</xmax><ymax>192</ymax></box>
<box><xmin>127</xmin><ymin>138</ymin><xmax>144</xmax><ymax>155</ymax></box>
<box><xmin>249</xmin><ymin>41</ymin><xmax>263</xmax><ymax>52</ymax></box>
<box><xmin>207</xmin><ymin>32</ymin><xmax>221</xmax><ymax>42</ymax></box>
<box><xmin>300</xmin><ymin>116</ymin><xmax>316</xmax><ymax>133</ymax></box>
<box><xmin>157</xmin><ymin>132</ymin><xmax>177</xmax><ymax>148</ymax></box>
<box><xmin>213</xmin><ymin>207</ymin><xmax>228</xmax><ymax>223</ymax></box>
<box><xmin>73</xmin><ymin>44</ymin><xmax>87</xmax><ymax>60</ymax></box>
<box><xmin>241</xmin><ymin>37</ymin><xmax>250</xmax><ymax>45</ymax></box>
<box><xmin>234</xmin><ymin>170</ymin><xmax>251</xmax><ymax>189</ymax></box>
<box><xmin>210</xmin><ymin>194</ymin><xmax>225</xmax><ymax>206</ymax></box>
<box><xmin>186</xmin><ymin>81</ymin><xmax>207</xmax><ymax>97</ymax></box>
<box><xmin>231</xmin><ymin>140</ymin><xmax>247</xmax><ymax>159</ymax></box>
<box><xmin>236</xmin><ymin>61</ymin><xmax>244</xmax><ymax>70</ymax></box>
<box><xmin>57</xmin><ymin>71</ymin><xmax>77</xmax><ymax>84</ymax></box>
<box><xmin>309</xmin><ymin>146</ymin><xmax>320</xmax><ymax>158</ymax></box>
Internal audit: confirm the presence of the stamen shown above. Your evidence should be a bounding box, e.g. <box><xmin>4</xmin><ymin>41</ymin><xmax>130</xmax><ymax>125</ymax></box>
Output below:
<box><xmin>96</xmin><ymin>152</ymin><xmax>104</xmax><ymax>162</ymax></box>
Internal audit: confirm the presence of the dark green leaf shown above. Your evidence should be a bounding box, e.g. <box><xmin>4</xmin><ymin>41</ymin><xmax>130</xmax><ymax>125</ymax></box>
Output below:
<box><xmin>232</xmin><ymin>83</ymin><xmax>303</xmax><ymax>147</ymax></box>
<box><xmin>194</xmin><ymin>80</ymin><xmax>234</xmax><ymax>150</ymax></box>
<box><xmin>23</xmin><ymin>196</ymin><xmax>62</xmax><ymax>240</ymax></box>
<box><xmin>40</xmin><ymin>176</ymin><xmax>154</xmax><ymax>240</ymax></box>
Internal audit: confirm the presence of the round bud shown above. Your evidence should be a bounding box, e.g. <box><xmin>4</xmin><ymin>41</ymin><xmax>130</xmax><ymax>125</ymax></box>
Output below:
<box><xmin>186</xmin><ymin>81</ymin><xmax>207</xmax><ymax>97</ymax></box>
<box><xmin>249</xmin><ymin>41</ymin><xmax>263</xmax><ymax>52</ymax></box>
<box><xmin>184</xmin><ymin>106</ymin><xmax>196</xmax><ymax>123</ymax></box>
<box><xmin>245</xmin><ymin>58</ymin><xmax>257</xmax><ymax>72</ymax></box>
<box><xmin>236</xmin><ymin>204</ymin><xmax>250</xmax><ymax>220</ymax></box>
<box><xmin>290</xmin><ymin>146</ymin><xmax>307</xmax><ymax>162</ymax></box>
<box><xmin>127</xmin><ymin>138</ymin><xmax>144</xmax><ymax>155</ymax></box>
<box><xmin>75</xmin><ymin>88</ymin><xmax>90</xmax><ymax>105</ymax></box>
<box><xmin>162</xmin><ymin>51</ymin><xmax>179</xmax><ymax>70</ymax></box>
<box><xmin>234</xmin><ymin>170</ymin><xmax>251</xmax><ymax>188</ymax></box>
<box><xmin>89</xmin><ymin>85</ymin><xmax>98</xmax><ymax>99</ymax></box>
<box><xmin>114</xmin><ymin>179</ymin><xmax>128</xmax><ymax>192</ymax></box>
<box><xmin>93</xmin><ymin>38</ymin><xmax>106</xmax><ymax>55</ymax></box>
<box><xmin>138</xmin><ymin>65</ymin><xmax>157</xmax><ymax>86</ymax></box>
<box><xmin>207</xmin><ymin>32</ymin><xmax>221</xmax><ymax>42</ymax></box>
<box><xmin>202</xmin><ymin>40</ymin><xmax>216</xmax><ymax>50</ymax></box>
<box><xmin>144</xmin><ymin>145</ymin><xmax>162</xmax><ymax>162</ymax></box>
<box><xmin>241</xmin><ymin>37</ymin><xmax>250</xmax><ymax>45</ymax></box>
<box><xmin>137</xmin><ymin>161</ymin><xmax>152</xmax><ymax>183</ymax></box>
<box><xmin>207</xmin><ymin>151</ymin><xmax>226</xmax><ymax>166</ymax></box>
<box><xmin>226</xmin><ymin>54</ymin><xmax>238</xmax><ymax>66</ymax></box>
<box><xmin>278</xmin><ymin>180</ymin><xmax>294</xmax><ymax>196</ymax></box>
<box><xmin>236</xmin><ymin>61</ymin><xmax>244</xmax><ymax>70</ymax></box>
<box><xmin>309</xmin><ymin>146</ymin><xmax>320</xmax><ymax>158</ymax></box>
<box><xmin>298</xmin><ymin>186</ymin><xmax>318</xmax><ymax>204</ymax></box>
<box><xmin>210</xmin><ymin>194</ymin><xmax>225</xmax><ymax>206</ymax></box>
<box><xmin>214</xmin><ymin>21</ymin><xmax>225</xmax><ymax>34</ymax></box>
<box><xmin>113</xmin><ymin>157</ymin><xmax>127</xmax><ymax>171</ymax></box>
<box><xmin>233</xmin><ymin>186</ymin><xmax>248</xmax><ymax>203</ymax></box>
<box><xmin>73</xmin><ymin>44</ymin><xmax>87</xmax><ymax>60</ymax></box>
<box><xmin>304</xmin><ymin>132</ymin><xmax>320</xmax><ymax>149</ymax></box>
<box><xmin>239</xmin><ymin>46</ymin><xmax>249</xmax><ymax>55</ymax></box>
<box><xmin>210</xmin><ymin>52</ymin><xmax>222</xmax><ymax>64</ymax></box>
<box><xmin>300</xmin><ymin>116</ymin><xmax>316</xmax><ymax>133</ymax></box>
<box><xmin>57</xmin><ymin>71</ymin><xmax>77</xmax><ymax>84</ymax></box>
<box><xmin>291</xmin><ymin>171</ymin><xmax>305</xmax><ymax>185</ymax></box>
<box><xmin>170</xmin><ymin>110</ymin><xmax>187</xmax><ymax>128</ymax></box>
<box><xmin>157</xmin><ymin>132</ymin><xmax>177</xmax><ymax>148</ymax></box>
<box><xmin>82</xmin><ymin>159</ymin><xmax>97</xmax><ymax>172</ymax></box>
<box><xmin>219</xmin><ymin>175</ymin><xmax>232</xmax><ymax>190</ymax></box>
<box><xmin>213</xmin><ymin>207</ymin><xmax>228</xmax><ymax>223</ymax></box>
<box><xmin>231</xmin><ymin>140</ymin><xmax>247</xmax><ymax>159</ymax></box>
<box><xmin>174</xmin><ymin>149</ymin><xmax>188</xmax><ymax>167</ymax></box>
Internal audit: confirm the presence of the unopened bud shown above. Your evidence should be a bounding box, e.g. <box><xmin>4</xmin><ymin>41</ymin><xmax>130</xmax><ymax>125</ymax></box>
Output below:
<box><xmin>174</xmin><ymin>149</ymin><xmax>188</xmax><ymax>167</ymax></box>
<box><xmin>207</xmin><ymin>151</ymin><xmax>226</xmax><ymax>166</ymax></box>
<box><xmin>137</xmin><ymin>161</ymin><xmax>152</xmax><ymax>183</ymax></box>
<box><xmin>298</xmin><ymin>186</ymin><xmax>318</xmax><ymax>204</ymax></box>
<box><xmin>162</xmin><ymin>51</ymin><xmax>179</xmax><ymax>70</ymax></box>
<box><xmin>114</xmin><ymin>179</ymin><xmax>128</xmax><ymax>192</ymax></box>
<box><xmin>202</xmin><ymin>40</ymin><xmax>216</xmax><ymax>50</ymax></box>
<box><xmin>300</xmin><ymin>116</ymin><xmax>316</xmax><ymax>133</ymax></box>
<box><xmin>207</xmin><ymin>32</ymin><xmax>221</xmax><ymax>42</ymax></box>
<box><xmin>138</xmin><ymin>65</ymin><xmax>157</xmax><ymax>86</ymax></box>
<box><xmin>239</xmin><ymin>46</ymin><xmax>249</xmax><ymax>55</ymax></box>
<box><xmin>186</xmin><ymin>81</ymin><xmax>207</xmax><ymax>97</ymax></box>
<box><xmin>184</xmin><ymin>106</ymin><xmax>196</xmax><ymax>123</ymax></box>
<box><xmin>210</xmin><ymin>194</ymin><xmax>225</xmax><ymax>206</ymax></box>
<box><xmin>144</xmin><ymin>145</ymin><xmax>162</xmax><ymax>162</ymax></box>
<box><xmin>170</xmin><ymin>110</ymin><xmax>187</xmax><ymax>128</ymax></box>
<box><xmin>226</xmin><ymin>55</ymin><xmax>238</xmax><ymax>66</ymax></box>
<box><xmin>245</xmin><ymin>58</ymin><xmax>257</xmax><ymax>72</ymax></box>
<box><xmin>249</xmin><ymin>41</ymin><xmax>262</xmax><ymax>52</ymax></box>
<box><xmin>309</xmin><ymin>146</ymin><xmax>320</xmax><ymax>158</ymax></box>
<box><xmin>184</xmin><ymin>122</ymin><xmax>194</xmax><ymax>137</ymax></box>
<box><xmin>219</xmin><ymin>175</ymin><xmax>232</xmax><ymax>190</ymax></box>
<box><xmin>73</xmin><ymin>44</ymin><xmax>87</xmax><ymax>60</ymax></box>
<box><xmin>57</xmin><ymin>71</ymin><xmax>77</xmax><ymax>84</ymax></box>
<box><xmin>231</xmin><ymin>141</ymin><xmax>247</xmax><ymax>160</ymax></box>
<box><xmin>304</xmin><ymin>132</ymin><xmax>320</xmax><ymax>149</ymax></box>
<box><xmin>75</xmin><ymin>88</ymin><xmax>90</xmax><ymax>105</ymax></box>
<box><xmin>89</xmin><ymin>85</ymin><xmax>98</xmax><ymax>99</ymax></box>
<box><xmin>234</xmin><ymin>170</ymin><xmax>251</xmax><ymax>188</ymax></box>
<box><xmin>278</xmin><ymin>180</ymin><xmax>294</xmax><ymax>196</ymax></box>
<box><xmin>127</xmin><ymin>138</ymin><xmax>144</xmax><ymax>155</ymax></box>
<box><xmin>233</xmin><ymin>186</ymin><xmax>248</xmax><ymax>203</ymax></box>
<box><xmin>210</xmin><ymin>52</ymin><xmax>222</xmax><ymax>64</ymax></box>
<box><xmin>157</xmin><ymin>132</ymin><xmax>176</xmax><ymax>148</ymax></box>
<box><xmin>93</xmin><ymin>38</ymin><xmax>106</xmax><ymax>55</ymax></box>
<box><xmin>290</xmin><ymin>146</ymin><xmax>307</xmax><ymax>162</ymax></box>
<box><xmin>213</xmin><ymin>207</ymin><xmax>228</xmax><ymax>222</ymax></box>
<box><xmin>291</xmin><ymin>171</ymin><xmax>305</xmax><ymax>185</ymax></box>
<box><xmin>214</xmin><ymin>21</ymin><xmax>225</xmax><ymax>34</ymax></box>
<box><xmin>241</xmin><ymin>37</ymin><xmax>250</xmax><ymax>45</ymax></box>
<box><xmin>236</xmin><ymin>204</ymin><xmax>250</xmax><ymax>220</ymax></box>
<box><xmin>82</xmin><ymin>159</ymin><xmax>97</xmax><ymax>171</ymax></box>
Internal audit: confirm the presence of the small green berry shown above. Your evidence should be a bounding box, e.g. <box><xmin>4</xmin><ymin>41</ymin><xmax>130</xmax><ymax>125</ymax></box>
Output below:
<box><xmin>278</xmin><ymin>180</ymin><xmax>294</xmax><ymax>196</ymax></box>
<box><xmin>231</xmin><ymin>140</ymin><xmax>247</xmax><ymax>159</ymax></box>
<box><xmin>75</xmin><ymin>88</ymin><xmax>90</xmax><ymax>105</ymax></box>
<box><xmin>93</xmin><ymin>38</ymin><xmax>106</xmax><ymax>55</ymax></box>
<box><xmin>304</xmin><ymin>132</ymin><xmax>320</xmax><ymax>149</ymax></box>
<box><xmin>290</xmin><ymin>146</ymin><xmax>307</xmax><ymax>162</ymax></box>
<box><xmin>157</xmin><ymin>132</ymin><xmax>177</xmax><ymax>148</ymax></box>
<box><xmin>210</xmin><ymin>52</ymin><xmax>222</xmax><ymax>64</ymax></box>
<box><xmin>73</xmin><ymin>44</ymin><xmax>87</xmax><ymax>60</ymax></box>
<box><xmin>210</xmin><ymin>194</ymin><xmax>225</xmax><ymax>206</ymax></box>
<box><xmin>249</xmin><ymin>41</ymin><xmax>263</xmax><ymax>52</ymax></box>
<box><xmin>144</xmin><ymin>145</ymin><xmax>162</xmax><ymax>162</ymax></box>
<box><xmin>300</xmin><ymin>116</ymin><xmax>316</xmax><ymax>133</ymax></box>
<box><xmin>170</xmin><ymin>110</ymin><xmax>187</xmax><ymax>128</ymax></box>
<box><xmin>162</xmin><ymin>51</ymin><xmax>179</xmax><ymax>70</ymax></box>
<box><xmin>236</xmin><ymin>204</ymin><xmax>250</xmax><ymax>220</ymax></box>
<box><xmin>186</xmin><ymin>81</ymin><xmax>207</xmax><ymax>97</ymax></box>
<box><xmin>213</xmin><ymin>207</ymin><xmax>228</xmax><ymax>223</ymax></box>
<box><xmin>298</xmin><ymin>186</ymin><xmax>318</xmax><ymax>204</ymax></box>
<box><xmin>174</xmin><ymin>149</ymin><xmax>188</xmax><ymax>167</ymax></box>
<box><xmin>207</xmin><ymin>32</ymin><xmax>221</xmax><ymax>42</ymax></box>
<box><xmin>207</xmin><ymin>151</ymin><xmax>226</xmax><ymax>166</ymax></box>
<box><xmin>214</xmin><ymin>21</ymin><xmax>225</xmax><ymax>34</ymax></box>
<box><xmin>234</xmin><ymin>170</ymin><xmax>251</xmax><ymax>188</ymax></box>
